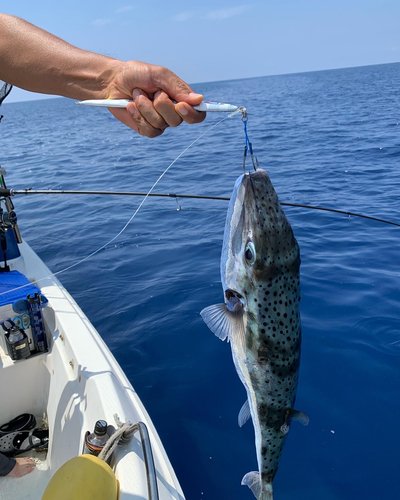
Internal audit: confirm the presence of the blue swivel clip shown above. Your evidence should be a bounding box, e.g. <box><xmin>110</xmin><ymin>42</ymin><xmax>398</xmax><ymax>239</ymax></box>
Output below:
<box><xmin>241</xmin><ymin>108</ymin><xmax>258</xmax><ymax>173</ymax></box>
<box><xmin>242</xmin><ymin>144</ymin><xmax>248</xmax><ymax>175</ymax></box>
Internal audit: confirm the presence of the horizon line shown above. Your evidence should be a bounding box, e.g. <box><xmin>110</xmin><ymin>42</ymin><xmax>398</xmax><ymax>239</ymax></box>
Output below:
<box><xmin>4</xmin><ymin>60</ymin><xmax>399</xmax><ymax>104</ymax></box>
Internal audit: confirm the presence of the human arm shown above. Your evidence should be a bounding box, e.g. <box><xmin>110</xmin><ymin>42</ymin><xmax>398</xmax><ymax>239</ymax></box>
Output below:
<box><xmin>0</xmin><ymin>14</ymin><xmax>205</xmax><ymax>137</ymax></box>
<box><xmin>0</xmin><ymin>452</ymin><xmax>15</xmax><ymax>476</ymax></box>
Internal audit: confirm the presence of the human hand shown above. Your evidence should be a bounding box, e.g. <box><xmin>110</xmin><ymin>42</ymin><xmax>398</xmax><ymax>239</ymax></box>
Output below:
<box><xmin>7</xmin><ymin>457</ymin><xmax>36</xmax><ymax>477</ymax></box>
<box><xmin>106</xmin><ymin>60</ymin><xmax>206</xmax><ymax>137</ymax></box>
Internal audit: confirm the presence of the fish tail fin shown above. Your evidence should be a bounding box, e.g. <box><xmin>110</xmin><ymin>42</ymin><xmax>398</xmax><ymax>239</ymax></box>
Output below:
<box><xmin>241</xmin><ymin>472</ymin><xmax>273</xmax><ymax>500</ymax></box>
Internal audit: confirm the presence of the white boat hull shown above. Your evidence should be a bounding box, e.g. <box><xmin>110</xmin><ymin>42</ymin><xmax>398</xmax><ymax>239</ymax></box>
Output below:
<box><xmin>0</xmin><ymin>240</ymin><xmax>185</xmax><ymax>500</ymax></box>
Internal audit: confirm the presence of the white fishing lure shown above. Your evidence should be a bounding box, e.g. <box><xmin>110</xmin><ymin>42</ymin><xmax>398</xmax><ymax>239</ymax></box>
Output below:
<box><xmin>76</xmin><ymin>99</ymin><xmax>239</xmax><ymax>112</ymax></box>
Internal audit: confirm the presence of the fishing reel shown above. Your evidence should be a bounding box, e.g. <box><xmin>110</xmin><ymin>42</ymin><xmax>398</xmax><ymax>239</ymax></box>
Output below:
<box><xmin>0</xmin><ymin>204</ymin><xmax>18</xmax><ymax>273</ymax></box>
<box><xmin>0</xmin><ymin>206</ymin><xmax>17</xmax><ymax>229</ymax></box>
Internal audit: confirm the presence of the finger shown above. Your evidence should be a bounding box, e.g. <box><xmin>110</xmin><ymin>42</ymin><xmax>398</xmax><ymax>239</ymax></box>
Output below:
<box><xmin>126</xmin><ymin>104</ymin><xmax>164</xmax><ymax>138</ymax></box>
<box><xmin>108</xmin><ymin>88</ymin><xmax>163</xmax><ymax>137</ymax></box>
<box><xmin>175</xmin><ymin>102</ymin><xmax>206</xmax><ymax>125</ymax></box>
<box><xmin>11</xmin><ymin>458</ymin><xmax>35</xmax><ymax>477</ymax></box>
<box><xmin>21</xmin><ymin>458</ymin><xmax>35</xmax><ymax>470</ymax></box>
<box><xmin>153</xmin><ymin>90</ymin><xmax>182</xmax><ymax>127</ymax></box>
<box><xmin>22</xmin><ymin>457</ymin><xmax>35</xmax><ymax>464</ymax></box>
<box><xmin>132</xmin><ymin>88</ymin><xmax>168</xmax><ymax>130</ymax></box>
<box><xmin>108</xmin><ymin>106</ymin><xmax>164</xmax><ymax>138</ymax></box>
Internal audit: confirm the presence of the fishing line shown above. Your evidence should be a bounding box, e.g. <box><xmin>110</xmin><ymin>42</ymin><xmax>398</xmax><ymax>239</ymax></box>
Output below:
<box><xmin>0</xmin><ymin>108</ymin><xmax>243</xmax><ymax>297</ymax></box>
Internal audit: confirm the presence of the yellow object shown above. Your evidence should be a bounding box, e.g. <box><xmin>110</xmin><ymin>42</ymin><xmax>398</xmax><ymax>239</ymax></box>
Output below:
<box><xmin>42</xmin><ymin>454</ymin><xmax>118</xmax><ymax>500</ymax></box>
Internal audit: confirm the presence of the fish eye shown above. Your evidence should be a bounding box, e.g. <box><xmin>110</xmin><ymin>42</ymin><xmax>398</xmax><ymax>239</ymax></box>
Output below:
<box><xmin>244</xmin><ymin>241</ymin><xmax>256</xmax><ymax>266</ymax></box>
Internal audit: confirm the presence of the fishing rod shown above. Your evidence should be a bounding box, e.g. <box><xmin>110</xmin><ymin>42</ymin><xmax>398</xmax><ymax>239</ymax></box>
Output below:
<box><xmin>5</xmin><ymin>189</ymin><xmax>228</xmax><ymax>202</ymax></box>
<box><xmin>0</xmin><ymin>188</ymin><xmax>398</xmax><ymax>228</ymax></box>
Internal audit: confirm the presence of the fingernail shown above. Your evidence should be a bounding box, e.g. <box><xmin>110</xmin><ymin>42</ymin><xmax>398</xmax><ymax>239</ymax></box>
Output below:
<box><xmin>189</xmin><ymin>92</ymin><xmax>203</xmax><ymax>98</ymax></box>
<box><xmin>154</xmin><ymin>91</ymin><xmax>162</xmax><ymax>99</ymax></box>
<box><xmin>128</xmin><ymin>106</ymin><xmax>135</xmax><ymax>117</ymax></box>
<box><xmin>177</xmin><ymin>105</ymin><xmax>188</xmax><ymax>116</ymax></box>
<box><xmin>132</xmin><ymin>89</ymin><xmax>141</xmax><ymax>99</ymax></box>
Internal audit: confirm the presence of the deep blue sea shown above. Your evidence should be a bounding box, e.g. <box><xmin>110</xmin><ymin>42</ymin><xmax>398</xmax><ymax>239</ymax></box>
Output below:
<box><xmin>2</xmin><ymin>63</ymin><xmax>400</xmax><ymax>500</ymax></box>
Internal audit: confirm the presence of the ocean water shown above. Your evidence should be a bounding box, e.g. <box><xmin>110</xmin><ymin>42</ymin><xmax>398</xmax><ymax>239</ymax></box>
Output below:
<box><xmin>2</xmin><ymin>62</ymin><xmax>400</xmax><ymax>499</ymax></box>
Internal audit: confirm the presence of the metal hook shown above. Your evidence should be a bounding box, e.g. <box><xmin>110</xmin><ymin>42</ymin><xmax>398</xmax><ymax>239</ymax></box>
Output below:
<box><xmin>175</xmin><ymin>196</ymin><xmax>182</xmax><ymax>211</ymax></box>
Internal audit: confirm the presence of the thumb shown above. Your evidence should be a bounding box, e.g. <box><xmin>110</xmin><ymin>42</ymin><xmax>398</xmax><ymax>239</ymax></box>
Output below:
<box><xmin>158</xmin><ymin>67</ymin><xmax>203</xmax><ymax>105</ymax></box>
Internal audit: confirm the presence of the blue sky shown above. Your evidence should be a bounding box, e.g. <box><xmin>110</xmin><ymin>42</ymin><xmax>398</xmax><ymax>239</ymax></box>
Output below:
<box><xmin>4</xmin><ymin>0</ymin><xmax>400</xmax><ymax>102</ymax></box>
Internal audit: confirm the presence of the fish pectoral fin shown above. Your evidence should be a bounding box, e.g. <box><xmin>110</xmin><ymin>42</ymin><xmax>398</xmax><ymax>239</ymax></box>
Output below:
<box><xmin>200</xmin><ymin>303</ymin><xmax>245</xmax><ymax>348</ymax></box>
<box><xmin>241</xmin><ymin>471</ymin><xmax>262</xmax><ymax>499</ymax></box>
<box><xmin>238</xmin><ymin>400</ymin><xmax>251</xmax><ymax>427</ymax></box>
<box><xmin>280</xmin><ymin>409</ymin><xmax>309</xmax><ymax>434</ymax></box>
<box><xmin>289</xmin><ymin>409</ymin><xmax>310</xmax><ymax>426</ymax></box>
<box><xmin>200</xmin><ymin>303</ymin><xmax>231</xmax><ymax>341</ymax></box>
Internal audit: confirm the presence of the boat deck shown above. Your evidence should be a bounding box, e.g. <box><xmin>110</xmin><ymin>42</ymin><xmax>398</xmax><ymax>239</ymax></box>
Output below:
<box><xmin>0</xmin><ymin>345</ymin><xmax>52</xmax><ymax>498</ymax></box>
<box><xmin>1</xmin><ymin>447</ymin><xmax>50</xmax><ymax>499</ymax></box>
<box><xmin>0</xmin><ymin>242</ymin><xmax>185</xmax><ymax>499</ymax></box>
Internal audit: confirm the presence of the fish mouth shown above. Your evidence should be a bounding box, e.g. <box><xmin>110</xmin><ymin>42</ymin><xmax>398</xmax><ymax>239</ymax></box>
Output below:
<box><xmin>225</xmin><ymin>289</ymin><xmax>245</xmax><ymax>312</ymax></box>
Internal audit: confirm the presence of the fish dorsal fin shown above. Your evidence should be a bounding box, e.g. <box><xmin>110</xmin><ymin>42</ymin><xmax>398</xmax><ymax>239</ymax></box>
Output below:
<box><xmin>238</xmin><ymin>400</ymin><xmax>251</xmax><ymax>427</ymax></box>
<box><xmin>200</xmin><ymin>304</ymin><xmax>245</xmax><ymax>351</ymax></box>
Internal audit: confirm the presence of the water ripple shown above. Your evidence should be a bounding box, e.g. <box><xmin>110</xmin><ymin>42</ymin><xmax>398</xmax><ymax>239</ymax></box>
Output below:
<box><xmin>2</xmin><ymin>63</ymin><xmax>400</xmax><ymax>500</ymax></box>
